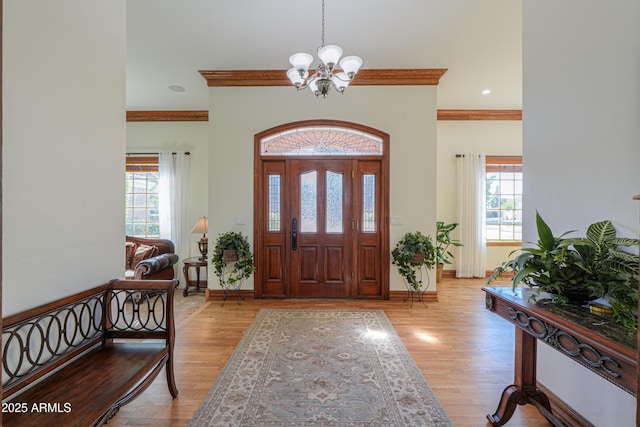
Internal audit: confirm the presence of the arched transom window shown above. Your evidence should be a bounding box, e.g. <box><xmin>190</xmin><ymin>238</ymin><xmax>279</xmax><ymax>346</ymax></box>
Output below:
<box><xmin>260</xmin><ymin>125</ymin><xmax>383</xmax><ymax>156</ymax></box>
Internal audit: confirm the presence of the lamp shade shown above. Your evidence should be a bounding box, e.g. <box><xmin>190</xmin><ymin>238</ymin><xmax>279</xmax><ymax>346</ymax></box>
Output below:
<box><xmin>287</xmin><ymin>68</ymin><xmax>306</xmax><ymax>86</ymax></box>
<box><xmin>339</xmin><ymin>55</ymin><xmax>362</xmax><ymax>77</ymax></box>
<box><xmin>307</xmin><ymin>77</ymin><xmax>320</xmax><ymax>96</ymax></box>
<box><xmin>317</xmin><ymin>45</ymin><xmax>343</xmax><ymax>68</ymax></box>
<box><xmin>332</xmin><ymin>72</ymin><xmax>351</xmax><ymax>92</ymax></box>
<box><xmin>289</xmin><ymin>52</ymin><xmax>314</xmax><ymax>73</ymax></box>
<box><xmin>191</xmin><ymin>217</ymin><xmax>208</xmax><ymax>234</ymax></box>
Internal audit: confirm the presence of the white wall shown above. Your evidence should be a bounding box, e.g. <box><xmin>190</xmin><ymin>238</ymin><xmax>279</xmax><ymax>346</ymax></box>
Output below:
<box><xmin>3</xmin><ymin>1</ymin><xmax>126</xmax><ymax>315</ymax></box>
<box><xmin>208</xmin><ymin>85</ymin><xmax>438</xmax><ymax>292</ymax></box>
<box><xmin>524</xmin><ymin>0</ymin><xmax>640</xmax><ymax>425</ymax></box>
<box><xmin>126</xmin><ymin>121</ymin><xmax>210</xmax><ymax>260</ymax></box>
<box><xmin>436</xmin><ymin>120</ymin><xmax>522</xmax><ymax>272</ymax></box>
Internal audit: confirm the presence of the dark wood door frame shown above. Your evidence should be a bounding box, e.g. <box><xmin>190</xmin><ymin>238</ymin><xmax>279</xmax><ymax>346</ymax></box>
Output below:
<box><xmin>253</xmin><ymin>120</ymin><xmax>390</xmax><ymax>299</ymax></box>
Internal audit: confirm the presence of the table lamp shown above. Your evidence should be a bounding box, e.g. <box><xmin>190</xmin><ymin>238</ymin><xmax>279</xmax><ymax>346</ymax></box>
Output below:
<box><xmin>191</xmin><ymin>216</ymin><xmax>208</xmax><ymax>261</ymax></box>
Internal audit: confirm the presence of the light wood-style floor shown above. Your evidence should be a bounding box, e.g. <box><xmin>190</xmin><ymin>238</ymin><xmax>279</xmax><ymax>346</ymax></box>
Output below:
<box><xmin>108</xmin><ymin>278</ymin><xmax>551</xmax><ymax>427</ymax></box>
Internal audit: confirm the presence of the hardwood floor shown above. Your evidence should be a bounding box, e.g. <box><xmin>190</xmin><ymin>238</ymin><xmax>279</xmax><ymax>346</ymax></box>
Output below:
<box><xmin>108</xmin><ymin>278</ymin><xmax>551</xmax><ymax>426</ymax></box>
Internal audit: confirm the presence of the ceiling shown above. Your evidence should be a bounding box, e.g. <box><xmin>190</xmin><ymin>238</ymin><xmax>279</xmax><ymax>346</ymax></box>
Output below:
<box><xmin>126</xmin><ymin>0</ymin><xmax>522</xmax><ymax>111</ymax></box>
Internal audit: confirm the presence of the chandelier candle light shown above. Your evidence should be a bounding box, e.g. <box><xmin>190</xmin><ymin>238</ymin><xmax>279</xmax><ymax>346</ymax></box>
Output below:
<box><xmin>287</xmin><ymin>0</ymin><xmax>362</xmax><ymax>97</ymax></box>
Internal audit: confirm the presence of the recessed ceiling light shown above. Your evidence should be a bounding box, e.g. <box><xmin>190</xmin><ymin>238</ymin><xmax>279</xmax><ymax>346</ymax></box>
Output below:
<box><xmin>481</xmin><ymin>89</ymin><xmax>491</xmax><ymax>95</ymax></box>
<box><xmin>168</xmin><ymin>85</ymin><xmax>186</xmax><ymax>92</ymax></box>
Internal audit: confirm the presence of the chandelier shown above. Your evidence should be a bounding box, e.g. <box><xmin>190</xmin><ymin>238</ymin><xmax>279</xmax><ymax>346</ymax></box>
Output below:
<box><xmin>286</xmin><ymin>0</ymin><xmax>363</xmax><ymax>98</ymax></box>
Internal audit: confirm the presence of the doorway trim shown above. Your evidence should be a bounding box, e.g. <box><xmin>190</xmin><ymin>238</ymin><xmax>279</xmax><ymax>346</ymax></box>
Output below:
<box><xmin>253</xmin><ymin>119</ymin><xmax>390</xmax><ymax>299</ymax></box>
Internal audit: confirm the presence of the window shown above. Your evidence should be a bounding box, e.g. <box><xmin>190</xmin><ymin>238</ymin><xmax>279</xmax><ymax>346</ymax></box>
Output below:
<box><xmin>326</xmin><ymin>171</ymin><xmax>343</xmax><ymax>233</ymax></box>
<box><xmin>362</xmin><ymin>174</ymin><xmax>376</xmax><ymax>232</ymax></box>
<box><xmin>486</xmin><ymin>156</ymin><xmax>522</xmax><ymax>242</ymax></box>
<box><xmin>300</xmin><ymin>171</ymin><xmax>318</xmax><ymax>233</ymax></box>
<box><xmin>260</xmin><ymin>125</ymin><xmax>383</xmax><ymax>156</ymax></box>
<box><xmin>268</xmin><ymin>174</ymin><xmax>281</xmax><ymax>231</ymax></box>
<box><xmin>125</xmin><ymin>156</ymin><xmax>160</xmax><ymax>237</ymax></box>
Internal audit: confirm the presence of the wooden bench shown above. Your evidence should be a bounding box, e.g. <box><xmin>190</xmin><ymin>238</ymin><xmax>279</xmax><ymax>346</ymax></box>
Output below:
<box><xmin>2</xmin><ymin>279</ymin><xmax>179</xmax><ymax>426</ymax></box>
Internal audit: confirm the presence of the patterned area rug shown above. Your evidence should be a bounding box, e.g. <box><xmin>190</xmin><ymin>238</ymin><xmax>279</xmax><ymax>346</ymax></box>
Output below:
<box><xmin>190</xmin><ymin>309</ymin><xmax>453</xmax><ymax>427</ymax></box>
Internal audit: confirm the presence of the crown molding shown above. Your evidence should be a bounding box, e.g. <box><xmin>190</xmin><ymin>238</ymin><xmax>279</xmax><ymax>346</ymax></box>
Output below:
<box><xmin>125</xmin><ymin>108</ymin><xmax>523</xmax><ymax>122</ymax></box>
<box><xmin>126</xmin><ymin>110</ymin><xmax>209</xmax><ymax>122</ymax></box>
<box><xmin>198</xmin><ymin>69</ymin><xmax>448</xmax><ymax>87</ymax></box>
<box><xmin>437</xmin><ymin>109</ymin><xmax>522</xmax><ymax>120</ymax></box>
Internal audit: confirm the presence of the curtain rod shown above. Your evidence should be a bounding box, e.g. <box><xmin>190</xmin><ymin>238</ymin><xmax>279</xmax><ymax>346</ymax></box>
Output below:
<box><xmin>455</xmin><ymin>154</ymin><xmax>520</xmax><ymax>158</ymax></box>
<box><xmin>126</xmin><ymin>152</ymin><xmax>190</xmax><ymax>156</ymax></box>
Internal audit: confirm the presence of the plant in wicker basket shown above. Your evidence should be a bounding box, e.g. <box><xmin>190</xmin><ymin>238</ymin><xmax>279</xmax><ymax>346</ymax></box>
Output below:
<box><xmin>392</xmin><ymin>231</ymin><xmax>436</xmax><ymax>291</ymax></box>
<box><xmin>212</xmin><ymin>231</ymin><xmax>255</xmax><ymax>285</ymax></box>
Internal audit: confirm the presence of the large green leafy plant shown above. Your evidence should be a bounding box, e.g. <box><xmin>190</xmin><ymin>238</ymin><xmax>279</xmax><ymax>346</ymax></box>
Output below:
<box><xmin>488</xmin><ymin>212</ymin><xmax>639</xmax><ymax>328</ymax></box>
<box><xmin>571</xmin><ymin>220</ymin><xmax>639</xmax><ymax>328</ymax></box>
<box><xmin>488</xmin><ymin>211</ymin><xmax>590</xmax><ymax>298</ymax></box>
<box><xmin>212</xmin><ymin>231</ymin><xmax>255</xmax><ymax>285</ymax></box>
<box><xmin>392</xmin><ymin>231</ymin><xmax>436</xmax><ymax>291</ymax></box>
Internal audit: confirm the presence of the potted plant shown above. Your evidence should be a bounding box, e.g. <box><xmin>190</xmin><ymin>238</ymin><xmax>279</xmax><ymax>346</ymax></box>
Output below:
<box><xmin>487</xmin><ymin>212</ymin><xmax>639</xmax><ymax>329</ymax></box>
<box><xmin>212</xmin><ymin>231</ymin><xmax>255</xmax><ymax>286</ymax></box>
<box><xmin>435</xmin><ymin>221</ymin><xmax>463</xmax><ymax>282</ymax></box>
<box><xmin>487</xmin><ymin>211</ymin><xmax>592</xmax><ymax>301</ymax></box>
<box><xmin>571</xmin><ymin>220</ymin><xmax>639</xmax><ymax>328</ymax></box>
<box><xmin>392</xmin><ymin>231</ymin><xmax>436</xmax><ymax>291</ymax></box>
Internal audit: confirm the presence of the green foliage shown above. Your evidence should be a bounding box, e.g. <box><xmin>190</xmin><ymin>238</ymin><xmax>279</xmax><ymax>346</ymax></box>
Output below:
<box><xmin>571</xmin><ymin>220</ymin><xmax>640</xmax><ymax>328</ymax></box>
<box><xmin>392</xmin><ymin>231</ymin><xmax>436</xmax><ymax>291</ymax></box>
<box><xmin>488</xmin><ymin>211</ymin><xmax>587</xmax><ymax>294</ymax></box>
<box><xmin>487</xmin><ymin>212</ymin><xmax>639</xmax><ymax>329</ymax></box>
<box><xmin>435</xmin><ymin>221</ymin><xmax>463</xmax><ymax>265</ymax></box>
<box><xmin>212</xmin><ymin>231</ymin><xmax>255</xmax><ymax>285</ymax></box>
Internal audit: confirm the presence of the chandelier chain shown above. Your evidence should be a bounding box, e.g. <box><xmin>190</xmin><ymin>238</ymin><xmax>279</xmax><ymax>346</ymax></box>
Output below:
<box><xmin>321</xmin><ymin>0</ymin><xmax>325</xmax><ymax>47</ymax></box>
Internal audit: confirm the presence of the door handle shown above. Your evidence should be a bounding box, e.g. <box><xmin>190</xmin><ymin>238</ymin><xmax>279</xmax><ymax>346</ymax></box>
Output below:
<box><xmin>291</xmin><ymin>218</ymin><xmax>298</xmax><ymax>251</ymax></box>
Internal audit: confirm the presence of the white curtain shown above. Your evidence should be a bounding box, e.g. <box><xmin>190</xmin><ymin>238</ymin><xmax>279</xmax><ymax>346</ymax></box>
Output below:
<box><xmin>159</xmin><ymin>152</ymin><xmax>190</xmax><ymax>286</ymax></box>
<box><xmin>456</xmin><ymin>153</ymin><xmax>486</xmax><ymax>278</ymax></box>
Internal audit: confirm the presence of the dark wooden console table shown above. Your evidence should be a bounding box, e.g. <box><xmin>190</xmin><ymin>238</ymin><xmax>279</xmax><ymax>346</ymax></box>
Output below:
<box><xmin>482</xmin><ymin>286</ymin><xmax>636</xmax><ymax>426</ymax></box>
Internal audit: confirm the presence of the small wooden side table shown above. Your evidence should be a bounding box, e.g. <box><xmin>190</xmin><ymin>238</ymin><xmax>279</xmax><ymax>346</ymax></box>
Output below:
<box><xmin>182</xmin><ymin>257</ymin><xmax>207</xmax><ymax>297</ymax></box>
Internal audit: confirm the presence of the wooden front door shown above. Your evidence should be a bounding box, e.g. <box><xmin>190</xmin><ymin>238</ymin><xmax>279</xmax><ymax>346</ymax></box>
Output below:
<box><xmin>290</xmin><ymin>159</ymin><xmax>352</xmax><ymax>297</ymax></box>
<box><xmin>254</xmin><ymin>120</ymin><xmax>390</xmax><ymax>299</ymax></box>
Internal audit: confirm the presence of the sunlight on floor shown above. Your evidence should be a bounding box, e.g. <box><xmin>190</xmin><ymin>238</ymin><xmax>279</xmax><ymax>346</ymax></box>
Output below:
<box><xmin>415</xmin><ymin>331</ymin><xmax>439</xmax><ymax>344</ymax></box>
